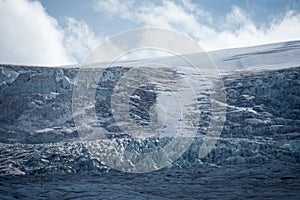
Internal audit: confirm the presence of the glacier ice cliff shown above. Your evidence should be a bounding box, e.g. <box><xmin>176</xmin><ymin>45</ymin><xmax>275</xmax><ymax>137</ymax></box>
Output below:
<box><xmin>0</xmin><ymin>63</ymin><xmax>299</xmax><ymax>175</ymax></box>
<box><xmin>0</xmin><ymin>41</ymin><xmax>300</xmax><ymax>175</ymax></box>
<box><xmin>1</xmin><ymin>41</ymin><xmax>300</xmax><ymax>200</ymax></box>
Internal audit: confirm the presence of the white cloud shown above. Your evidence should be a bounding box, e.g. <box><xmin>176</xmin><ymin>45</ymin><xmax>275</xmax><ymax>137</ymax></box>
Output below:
<box><xmin>0</xmin><ymin>0</ymin><xmax>99</xmax><ymax>66</ymax></box>
<box><xmin>0</xmin><ymin>0</ymin><xmax>70</xmax><ymax>65</ymax></box>
<box><xmin>94</xmin><ymin>0</ymin><xmax>300</xmax><ymax>51</ymax></box>
<box><xmin>1</xmin><ymin>0</ymin><xmax>300</xmax><ymax>66</ymax></box>
<box><xmin>209</xmin><ymin>9</ymin><xmax>300</xmax><ymax>50</ymax></box>
<box><xmin>63</xmin><ymin>17</ymin><xmax>100</xmax><ymax>64</ymax></box>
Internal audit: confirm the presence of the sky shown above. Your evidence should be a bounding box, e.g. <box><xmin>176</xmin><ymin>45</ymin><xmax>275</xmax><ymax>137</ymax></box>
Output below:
<box><xmin>0</xmin><ymin>0</ymin><xmax>300</xmax><ymax>66</ymax></box>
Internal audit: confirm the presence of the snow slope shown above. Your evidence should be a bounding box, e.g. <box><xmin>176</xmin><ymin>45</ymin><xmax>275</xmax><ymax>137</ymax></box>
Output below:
<box><xmin>104</xmin><ymin>40</ymin><xmax>300</xmax><ymax>72</ymax></box>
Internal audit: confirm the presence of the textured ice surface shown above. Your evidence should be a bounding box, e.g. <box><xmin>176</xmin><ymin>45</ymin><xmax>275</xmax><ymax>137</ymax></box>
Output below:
<box><xmin>0</xmin><ymin>41</ymin><xmax>300</xmax><ymax>199</ymax></box>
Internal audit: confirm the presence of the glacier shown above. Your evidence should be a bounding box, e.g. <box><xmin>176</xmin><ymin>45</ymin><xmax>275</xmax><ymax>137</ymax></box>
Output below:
<box><xmin>0</xmin><ymin>41</ymin><xmax>300</xmax><ymax>199</ymax></box>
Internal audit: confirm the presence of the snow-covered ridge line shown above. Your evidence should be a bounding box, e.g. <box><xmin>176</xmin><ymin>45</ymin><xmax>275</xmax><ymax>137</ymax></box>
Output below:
<box><xmin>1</xmin><ymin>40</ymin><xmax>300</xmax><ymax>70</ymax></box>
